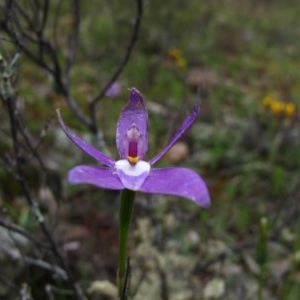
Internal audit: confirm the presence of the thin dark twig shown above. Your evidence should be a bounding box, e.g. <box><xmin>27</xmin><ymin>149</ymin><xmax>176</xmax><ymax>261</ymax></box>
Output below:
<box><xmin>12</xmin><ymin>1</ymin><xmax>36</xmax><ymax>31</ymax></box>
<box><xmin>1</xmin><ymin>54</ymin><xmax>86</xmax><ymax>299</ymax></box>
<box><xmin>39</xmin><ymin>0</ymin><xmax>50</xmax><ymax>34</ymax></box>
<box><xmin>12</xmin><ymin>110</ymin><xmax>51</xmax><ymax>188</ymax></box>
<box><xmin>7</xmin><ymin>101</ymin><xmax>86</xmax><ymax>299</ymax></box>
<box><xmin>17</xmin><ymin>117</ymin><xmax>48</xmax><ymax>172</ymax></box>
<box><xmin>2</xmin><ymin>4</ymin><xmax>54</xmax><ymax>74</ymax></box>
<box><xmin>0</xmin><ymin>219</ymin><xmax>51</xmax><ymax>249</ymax></box>
<box><xmin>52</xmin><ymin>0</ymin><xmax>63</xmax><ymax>52</ymax></box>
<box><xmin>121</xmin><ymin>257</ymin><xmax>131</xmax><ymax>300</ymax></box>
<box><xmin>0</xmin><ymin>272</ymin><xmax>18</xmax><ymax>290</ymax></box>
<box><xmin>0</xmin><ymin>154</ymin><xmax>17</xmax><ymax>176</ymax></box>
<box><xmin>64</xmin><ymin>0</ymin><xmax>80</xmax><ymax>82</ymax></box>
<box><xmin>0</xmin><ymin>50</ymin><xmax>48</xmax><ymax>178</ymax></box>
<box><xmin>24</xmin><ymin>256</ymin><xmax>68</xmax><ymax>280</ymax></box>
<box><xmin>29</xmin><ymin>0</ymin><xmax>39</xmax><ymax>22</ymax></box>
<box><xmin>89</xmin><ymin>0</ymin><xmax>144</xmax><ymax>128</ymax></box>
<box><xmin>3</xmin><ymin>1</ymin><xmax>93</xmax><ymax>130</ymax></box>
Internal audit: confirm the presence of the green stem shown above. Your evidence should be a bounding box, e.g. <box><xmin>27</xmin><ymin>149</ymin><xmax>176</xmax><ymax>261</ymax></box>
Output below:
<box><xmin>117</xmin><ymin>189</ymin><xmax>135</xmax><ymax>298</ymax></box>
<box><xmin>256</xmin><ymin>218</ymin><xmax>268</xmax><ymax>300</ymax></box>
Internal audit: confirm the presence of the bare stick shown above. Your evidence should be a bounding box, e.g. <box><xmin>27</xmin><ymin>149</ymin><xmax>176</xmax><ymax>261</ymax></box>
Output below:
<box><xmin>64</xmin><ymin>0</ymin><xmax>80</xmax><ymax>82</ymax></box>
<box><xmin>23</xmin><ymin>256</ymin><xmax>68</xmax><ymax>280</ymax></box>
<box><xmin>89</xmin><ymin>0</ymin><xmax>144</xmax><ymax>127</ymax></box>
<box><xmin>2</xmin><ymin>0</ymin><xmax>93</xmax><ymax>130</ymax></box>
<box><xmin>0</xmin><ymin>52</ymin><xmax>87</xmax><ymax>300</ymax></box>
<box><xmin>0</xmin><ymin>219</ymin><xmax>51</xmax><ymax>249</ymax></box>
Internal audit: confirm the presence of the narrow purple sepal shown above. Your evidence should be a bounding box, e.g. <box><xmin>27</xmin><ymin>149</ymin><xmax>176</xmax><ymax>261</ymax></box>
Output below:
<box><xmin>149</xmin><ymin>105</ymin><xmax>200</xmax><ymax>165</ymax></box>
<box><xmin>68</xmin><ymin>165</ymin><xmax>124</xmax><ymax>190</ymax></box>
<box><xmin>140</xmin><ymin>167</ymin><xmax>210</xmax><ymax>207</ymax></box>
<box><xmin>57</xmin><ymin>110</ymin><xmax>115</xmax><ymax>167</ymax></box>
<box><xmin>116</xmin><ymin>88</ymin><xmax>148</xmax><ymax>159</ymax></box>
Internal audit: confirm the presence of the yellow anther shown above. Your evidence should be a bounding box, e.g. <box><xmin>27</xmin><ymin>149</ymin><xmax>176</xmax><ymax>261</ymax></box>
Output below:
<box><xmin>127</xmin><ymin>156</ymin><xmax>140</xmax><ymax>164</ymax></box>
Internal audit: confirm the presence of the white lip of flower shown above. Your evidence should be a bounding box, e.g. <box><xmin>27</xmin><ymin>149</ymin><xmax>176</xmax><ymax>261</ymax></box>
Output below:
<box><xmin>115</xmin><ymin>159</ymin><xmax>150</xmax><ymax>176</ymax></box>
<box><xmin>115</xmin><ymin>159</ymin><xmax>151</xmax><ymax>190</ymax></box>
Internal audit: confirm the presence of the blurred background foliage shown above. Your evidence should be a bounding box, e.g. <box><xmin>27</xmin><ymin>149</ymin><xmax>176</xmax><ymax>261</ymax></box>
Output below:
<box><xmin>1</xmin><ymin>0</ymin><xmax>300</xmax><ymax>299</ymax></box>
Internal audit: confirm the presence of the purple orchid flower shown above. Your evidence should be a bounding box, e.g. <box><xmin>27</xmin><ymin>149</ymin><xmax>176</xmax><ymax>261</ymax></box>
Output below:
<box><xmin>57</xmin><ymin>88</ymin><xmax>210</xmax><ymax>207</ymax></box>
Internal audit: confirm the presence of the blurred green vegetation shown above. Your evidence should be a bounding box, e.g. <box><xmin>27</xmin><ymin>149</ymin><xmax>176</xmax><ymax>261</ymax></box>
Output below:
<box><xmin>1</xmin><ymin>0</ymin><xmax>300</xmax><ymax>299</ymax></box>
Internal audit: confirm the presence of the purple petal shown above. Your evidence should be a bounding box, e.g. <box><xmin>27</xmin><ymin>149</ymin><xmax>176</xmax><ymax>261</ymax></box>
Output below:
<box><xmin>149</xmin><ymin>105</ymin><xmax>200</xmax><ymax>165</ymax></box>
<box><xmin>57</xmin><ymin>110</ymin><xmax>115</xmax><ymax>167</ymax></box>
<box><xmin>68</xmin><ymin>165</ymin><xmax>124</xmax><ymax>190</ymax></box>
<box><xmin>115</xmin><ymin>159</ymin><xmax>150</xmax><ymax>191</ymax></box>
<box><xmin>140</xmin><ymin>167</ymin><xmax>210</xmax><ymax>207</ymax></box>
<box><xmin>116</xmin><ymin>88</ymin><xmax>148</xmax><ymax>160</ymax></box>
<box><xmin>105</xmin><ymin>82</ymin><xmax>121</xmax><ymax>98</ymax></box>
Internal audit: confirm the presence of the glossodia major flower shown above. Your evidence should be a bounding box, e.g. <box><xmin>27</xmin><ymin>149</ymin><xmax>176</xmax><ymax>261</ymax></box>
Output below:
<box><xmin>57</xmin><ymin>88</ymin><xmax>210</xmax><ymax>207</ymax></box>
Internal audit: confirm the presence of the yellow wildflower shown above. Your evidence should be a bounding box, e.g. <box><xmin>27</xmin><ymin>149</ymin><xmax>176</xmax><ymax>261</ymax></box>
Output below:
<box><xmin>260</xmin><ymin>94</ymin><xmax>297</xmax><ymax>118</ymax></box>
<box><xmin>260</xmin><ymin>95</ymin><xmax>275</xmax><ymax>108</ymax></box>
<box><xmin>284</xmin><ymin>102</ymin><xmax>296</xmax><ymax>117</ymax></box>
<box><xmin>176</xmin><ymin>57</ymin><xmax>187</xmax><ymax>68</ymax></box>
<box><xmin>270</xmin><ymin>101</ymin><xmax>285</xmax><ymax>116</ymax></box>
<box><xmin>167</xmin><ymin>47</ymin><xmax>182</xmax><ymax>59</ymax></box>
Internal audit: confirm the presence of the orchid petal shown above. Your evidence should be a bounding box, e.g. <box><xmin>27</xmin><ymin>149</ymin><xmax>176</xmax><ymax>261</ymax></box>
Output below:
<box><xmin>149</xmin><ymin>105</ymin><xmax>200</xmax><ymax>165</ymax></box>
<box><xmin>57</xmin><ymin>110</ymin><xmax>115</xmax><ymax>167</ymax></box>
<box><xmin>105</xmin><ymin>82</ymin><xmax>121</xmax><ymax>98</ymax></box>
<box><xmin>140</xmin><ymin>167</ymin><xmax>210</xmax><ymax>207</ymax></box>
<box><xmin>116</xmin><ymin>88</ymin><xmax>148</xmax><ymax>160</ymax></box>
<box><xmin>115</xmin><ymin>159</ymin><xmax>150</xmax><ymax>191</ymax></box>
<box><xmin>68</xmin><ymin>165</ymin><xmax>124</xmax><ymax>190</ymax></box>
